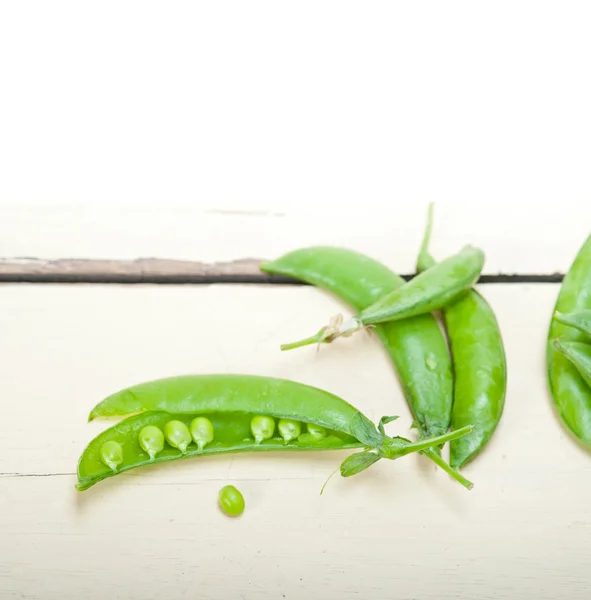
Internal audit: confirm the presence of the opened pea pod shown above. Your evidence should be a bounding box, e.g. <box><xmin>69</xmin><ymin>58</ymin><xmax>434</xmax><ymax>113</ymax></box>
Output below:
<box><xmin>77</xmin><ymin>374</ymin><xmax>472</xmax><ymax>491</ymax></box>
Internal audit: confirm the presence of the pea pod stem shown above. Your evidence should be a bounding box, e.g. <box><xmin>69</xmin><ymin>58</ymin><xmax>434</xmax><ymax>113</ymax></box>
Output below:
<box><xmin>280</xmin><ymin>330</ymin><xmax>325</xmax><ymax>351</ymax></box>
<box><xmin>382</xmin><ymin>425</ymin><xmax>473</xmax><ymax>459</ymax></box>
<box><xmin>422</xmin><ymin>447</ymin><xmax>474</xmax><ymax>490</ymax></box>
<box><xmin>417</xmin><ymin>201</ymin><xmax>436</xmax><ymax>270</ymax></box>
<box><xmin>280</xmin><ymin>315</ymin><xmax>363</xmax><ymax>351</ymax></box>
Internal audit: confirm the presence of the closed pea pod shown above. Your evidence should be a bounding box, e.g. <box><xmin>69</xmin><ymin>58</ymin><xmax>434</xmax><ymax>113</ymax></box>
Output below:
<box><xmin>547</xmin><ymin>234</ymin><xmax>591</xmax><ymax>445</ymax></box>
<box><xmin>416</xmin><ymin>205</ymin><xmax>507</xmax><ymax>468</ymax></box>
<box><xmin>261</xmin><ymin>247</ymin><xmax>472</xmax><ymax>489</ymax></box>
<box><xmin>278</xmin><ymin>244</ymin><xmax>485</xmax><ymax>351</ymax></box>
<box><xmin>76</xmin><ymin>374</ymin><xmax>472</xmax><ymax>491</ymax></box>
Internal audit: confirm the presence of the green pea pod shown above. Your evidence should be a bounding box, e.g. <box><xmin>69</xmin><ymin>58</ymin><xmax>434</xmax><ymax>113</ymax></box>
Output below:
<box><xmin>553</xmin><ymin>310</ymin><xmax>591</xmax><ymax>340</ymax></box>
<box><xmin>261</xmin><ymin>247</ymin><xmax>473</xmax><ymax>490</ymax></box>
<box><xmin>416</xmin><ymin>205</ymin><xmax>507</xmax><ymax>468</ymax></box>
<box><xmin>547</xmin><ymin>234</ymin><xmax>591</xmax><ymax>445</ymax></box>
<box><xmin>279</xmin><ymin>245</ymin><xmax>485</xmax><ymax>350</ymax></box>
<box><xmin>89</xmin><ymin>374</ymin><xmax>367</xmax><ymax>438</ymax></box>
<box><xmin>553</xmin><ymin>340</ymin><xmax>591</xmax><ymax>389</ymax></box>
<box><xmin>77</xmin><ymin>376</ymin><xmax>472</xmax><ymax>490</ymax></box>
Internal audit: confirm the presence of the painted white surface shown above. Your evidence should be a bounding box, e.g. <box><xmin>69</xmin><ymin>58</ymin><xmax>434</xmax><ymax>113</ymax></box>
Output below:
<box><xmin>2</xmin><ymin>2</ymin><xmax>591</xmax><ymax>598</ymax></box>
<box><xmin>1</xmin><ymin>1</ymin><xmax>591</xmax><ymax>271</ymax></box>
<box><xmin>1</xmin><ymin>283</ymin><xmax>590</xmax><ymax>599</ymax></box>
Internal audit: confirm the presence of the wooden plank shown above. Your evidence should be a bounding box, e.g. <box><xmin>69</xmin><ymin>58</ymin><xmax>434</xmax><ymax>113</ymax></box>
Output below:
<box><xmin>1</xmin><ymin>2</ymin><xmax>591</xmax><ymax>279</ymax></box>
<box><xmin>0</xmin><ymin>257</ymin><xmax>565</xmax><ymax>283</ymax></box>
<box><xmin>0</xmin><ymin>204</ymin><xmax>589</xmax><ymax>276</ymax></box>
<box><xmin>1</xmin><ymin>283</ymin><xmax>591</xmax><ymax>599</ymax></box>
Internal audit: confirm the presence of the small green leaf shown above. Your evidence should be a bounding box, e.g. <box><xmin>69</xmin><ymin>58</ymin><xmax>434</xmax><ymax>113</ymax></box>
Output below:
<box><xmin>350</xmin><ymin>412</ymin><xmax>384</xmax><ymax>447</ymax></box>
<box><xmin>340</xmin><ymin>451</ymin><xmax>381</xmax><ymax>477</ymax></box>
<box><xmin>378</xmin><ymin>415</ymin><xmax>399</xmax><ymax>435</ymax></box>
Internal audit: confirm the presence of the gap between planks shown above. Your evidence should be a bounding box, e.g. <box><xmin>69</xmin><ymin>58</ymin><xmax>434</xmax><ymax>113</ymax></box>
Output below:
<box><xmin>0</xmin><ymin>258</ymin><xmax>564</xmax><ymax>284</ymax></box>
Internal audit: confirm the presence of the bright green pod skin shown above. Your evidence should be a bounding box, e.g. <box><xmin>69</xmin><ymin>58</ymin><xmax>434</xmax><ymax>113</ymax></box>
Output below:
<box><xmin>276</xmin><ymin>245</ymin><xmax>485</xmax><ymax>350</ymax></box>
<box><xmin>89</xmin><ymin>374</ymin><xmax>375</xmax><ymax>442</ymax></box>
<box><xmin>77</xmin><ymin>376</ymin><xmax>472</xmax><ymax>491</ymax></box>
<box><xmin>554</xmin><ymin>340</ymin><xmax>591</xmax><ymax>389</ymax></box>
<box><xmin>358</xmin><ymin>245</ymin><xmax>485</xmax><ymax>326</ymax></box>
<box><xmin>261</xmin><ymin>248</ymin><xmax>474</xmax><ymax>490</ymax></box>
<box><xmin>416</xmin><ymin>211</ymin><xmax>506</xmax><ymax>469</ymax></box>
<box><xmin>553</xmin><ymin>310</ymin><xmax>591</xmax><ymax>339</ymax></box>
<box><xmin>547</xmin><ymin>235</ymin><xmax>591</xmax><ymax>444</ymax></box>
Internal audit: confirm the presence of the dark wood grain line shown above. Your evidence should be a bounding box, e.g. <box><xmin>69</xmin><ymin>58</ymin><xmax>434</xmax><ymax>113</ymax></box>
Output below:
<box><xmin>0</xmin><ymin>258</ymin><xmax>564</xmax><ymax>284</ymax></box>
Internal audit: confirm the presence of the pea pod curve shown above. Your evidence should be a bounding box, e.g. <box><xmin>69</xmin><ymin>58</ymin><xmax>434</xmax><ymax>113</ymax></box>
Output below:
<box><xmin>553</xmin><ymin>310</ymin><xmax>591</xmax><ymax>339</ymax></box>
<box><xmin>279</xmin><ymin>244</ymin><xmax>485</xmax><ymax>351</ymax></box>
<box><xmin>553</xmin><ymin>340</ymin><xmax>591</xmax><ymax>389</ymax></box>
<box><xmin>547</xmin><ymin>234</ymin><xmax>591</xmax><ymax>444</ymax></box>
<box><xmin>260</xmin><ymin>247</ymin><xmax>473</xmax><ymax>490</ymax></box>
<box><xmin>416</xmin><ymin>205</ymin><xmax>507</xmax><ymax>468</ymax></box>
<box><xmin>78</xmin><ymin>374</ymin><xmax>471</xmax><ymax>490</ymax></box>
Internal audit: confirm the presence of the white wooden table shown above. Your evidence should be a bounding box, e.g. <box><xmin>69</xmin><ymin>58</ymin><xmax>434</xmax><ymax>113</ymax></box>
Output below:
<box><xmin>2</xmin><ymin>3</ymin><xmax>591</xmax><ymax>599</ymax></box>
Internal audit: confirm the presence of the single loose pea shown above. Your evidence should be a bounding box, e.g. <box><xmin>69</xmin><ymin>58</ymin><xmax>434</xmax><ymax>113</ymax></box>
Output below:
<box><xmin>139</xmin><ymin>425</ymin><xmax>164</xmax><ymax>460</ymax></box>
<box><xmin>306</xmin><ymin>423</ymin><xmax>327</xmax><ymax>439</ymax></box>
<box><xmin>164</xmin><ymin>420</ymin><xmax>192</xmax><ymax>453</ymax></box>
<box><xmin>250</xmin><ymin>415</ymin><xmax>275</xmax><ymax>444</ymax></box>
<box><xmin>190</xmin><ymin>416</ymin><xmax>215</xmax><ymax>451</ymax></box>
<box><xmin>218</xmin><ymin>485</ymin><xmax>245</xmax><ymax>517</ymax></box>
<box><xmin>100</xmin><ymin>440</ymin><xmax>123</xmax><ymax>472</ymax></box>
<box><xmin>278</xmin><ymin>418</ymin><xmax>301</xmax><ymax>444</ymax></box>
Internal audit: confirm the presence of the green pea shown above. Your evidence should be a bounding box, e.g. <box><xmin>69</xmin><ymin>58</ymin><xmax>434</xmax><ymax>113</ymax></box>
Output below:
<box><xmin>190</xmin><ymin>416</ymin><xmax>215</xmax><ymax>451</ymax></box>
<box><xmin>164</xmin><ymin>420</ymin><xmax>191</xmax><ymax>453</ymax></box>
<box><xmin>306</xmin><ymin>423</ymin><xmax>327</xmax><ymax>439</ymax></box>
<box><xmin>218</xmin><ymin>485</ymin><xmax>245</xmax><ymax>517</ymax></box>
<box><xmin>278</xmin><ymin>418</ymin><xmax>301</xmax><ymax>443</ymax></box>
<box><xmin>138</xmin><ymin>425</ymin><xmax>164</xmax><ymax>460</ymax></box>
<box><xmin>250</xmin><ymin>415</ymin><xmax>275</xmax><ymax>444</ymax></box>
<box><xmin>100</xmin><ymin>441</ymin><xmax>123</xmax><ymax>472</ymax></box>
